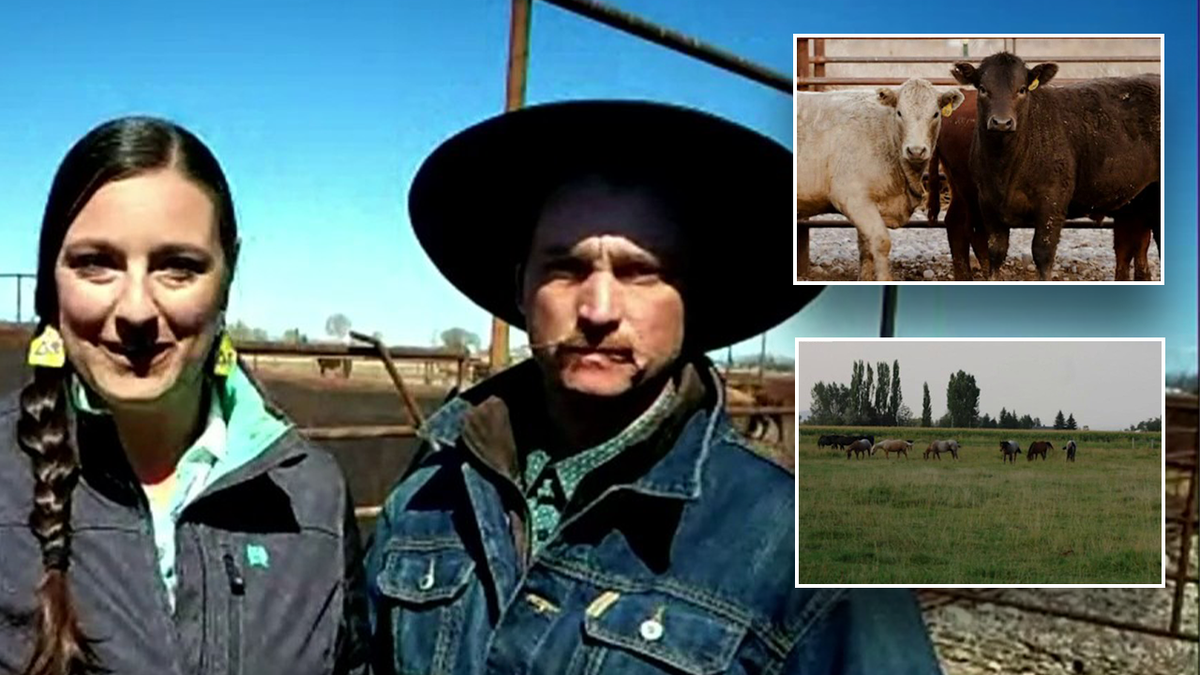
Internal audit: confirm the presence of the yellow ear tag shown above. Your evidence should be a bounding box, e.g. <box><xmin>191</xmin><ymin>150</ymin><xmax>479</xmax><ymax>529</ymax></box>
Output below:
<box><xmin>941</xmin><ymin>103</ymin><xmax>954</xmax><ymax>117</ymax></box>
<box><xmin>214</xmin><ymin>332</ymin><xmax>236</xmax><ymax>376</ymax></box>
<box><xmin>28</xmin><ymin>326</ymin><xmax>66</xmax><ymax>368</ymax></box>
<box><xmin>1029</xmin><ymin>78</ymin><xmax>1039</xmax><ymax>91</ymax></box>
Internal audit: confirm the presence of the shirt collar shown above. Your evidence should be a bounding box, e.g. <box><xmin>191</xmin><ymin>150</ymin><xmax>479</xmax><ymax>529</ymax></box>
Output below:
<box><xmin>70</xmin><ymin>373</ymin><xmax>228</xmax><ymax>464</ymax></box>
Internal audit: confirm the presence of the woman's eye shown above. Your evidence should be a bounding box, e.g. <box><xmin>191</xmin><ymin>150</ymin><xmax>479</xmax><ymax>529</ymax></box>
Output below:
<box><xmin>159</xmin><ymin>257</ymin><xmax>207</xmax><ymax>281</ymax></box>
<box><xmin>68</xmin><ymin>253</ymin><xmax>115</xmax><ymax>276</ymax></box>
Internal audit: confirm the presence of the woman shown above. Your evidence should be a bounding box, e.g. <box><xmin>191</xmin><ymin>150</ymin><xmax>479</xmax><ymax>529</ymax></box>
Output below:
<box><xmin>0</xmin><ymin>117</ymin><xmax>368</xmax><ymax>675</ymax></box>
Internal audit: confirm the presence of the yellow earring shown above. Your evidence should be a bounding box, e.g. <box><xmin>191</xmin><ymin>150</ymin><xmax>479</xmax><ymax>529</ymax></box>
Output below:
<box><xmin>213</xmin><ymin>332</ymin><xmax>237</xmax><ymax>376</ymax></box>
<box><xmin>27</xmin><ymin>325</ymin><xmax>66</xmax><ymax>369</ymax></box>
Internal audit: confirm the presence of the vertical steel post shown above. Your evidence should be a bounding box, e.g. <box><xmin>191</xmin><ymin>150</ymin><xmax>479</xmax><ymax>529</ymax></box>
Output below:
<box><xmin>795</xmin><ymin>37</ymin><xmax>811</xmax><ymax>278</ymax></box>
<box><xmin>812</xmin><ymin>38</ymin><xmax>825</xmax><ymax>91</ymax></box>
<box><xmin>881</xmin><ymin>286</ymin><xmax>898</xmax><ymax>338</ymax></box>
<box><xmin>490</xmin><ymin>0</ymin><xmax>533</xmax><ymax>372</ymax></box>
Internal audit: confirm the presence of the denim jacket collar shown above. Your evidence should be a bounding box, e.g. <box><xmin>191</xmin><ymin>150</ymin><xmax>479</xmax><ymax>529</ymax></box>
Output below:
<box><xmin>416</xmin><ymin>355</ymin><xmax>724</xmax><ymax>506</ymax></box>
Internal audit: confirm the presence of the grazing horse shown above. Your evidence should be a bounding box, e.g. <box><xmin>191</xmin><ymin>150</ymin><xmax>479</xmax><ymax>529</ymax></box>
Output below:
<box><xmin>874</xmin><ymin>439</ymin><xmax>912</xmax><ymax>459</ymax></box>
<box><xmin>1000</xmin><ymin>440</ymin><xmax>1022</xmax><ymax>463</ymax></box>
<box><xmin>846</xmin><ymin>438</ymin><xmax>872</xmax><ymax>459</ymax></box>
<box><xmin>1065</xmin><ymin>440</ymin><xmax>1077</xmax><ymax>462</ymax></box>
<box><xmin>926</xmin><ymin>439</ymin><xmax>960</xmax><ymax>460</ymax></box>
<box><xmin>818</xmin><ymin>435</ymin><xmax>834</xmax><ymax>449</ymax></box>
<box><xmin>1027</xmin><ymin>440</ymin><xmax>1053</xmax><ymax>461</ymax></box>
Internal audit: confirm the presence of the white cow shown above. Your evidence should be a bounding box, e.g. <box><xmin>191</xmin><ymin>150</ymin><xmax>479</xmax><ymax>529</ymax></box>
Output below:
<box><xmin>796</xmin><ymin>78</ymin><xmax>965</xmax><ymax>280</ymax></box>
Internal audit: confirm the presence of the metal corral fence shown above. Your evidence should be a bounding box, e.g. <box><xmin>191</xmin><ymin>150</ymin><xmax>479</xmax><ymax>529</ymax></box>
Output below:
<box><xmin>794</xmin><ymin>36</ymin><xmax>1163</xmax><ymax>277</ymax></box>
<box><xmin>241</xmin><ymin>330</ymin><xmax>792</xmax><ymax>521</ymax></box>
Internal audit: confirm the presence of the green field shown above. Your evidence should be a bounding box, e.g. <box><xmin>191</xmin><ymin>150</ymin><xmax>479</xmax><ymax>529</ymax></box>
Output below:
<box><xmin>795</xmin><ymin>426</ymin><xmax>1162</xmax><ymax>584</ymax></box>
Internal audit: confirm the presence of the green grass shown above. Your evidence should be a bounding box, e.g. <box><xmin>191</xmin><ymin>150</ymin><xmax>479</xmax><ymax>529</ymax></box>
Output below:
<box><xmin>795</xmin><ymin>427</ymin><xmax>1162</xmax><ymax>584</ymax></box>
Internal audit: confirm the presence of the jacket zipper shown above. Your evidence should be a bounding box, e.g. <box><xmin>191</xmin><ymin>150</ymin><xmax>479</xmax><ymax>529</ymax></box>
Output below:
<box><xmin>222</xmin><ymin>550</ymin><xmax>245</xmax><ymax>675</ymax></box>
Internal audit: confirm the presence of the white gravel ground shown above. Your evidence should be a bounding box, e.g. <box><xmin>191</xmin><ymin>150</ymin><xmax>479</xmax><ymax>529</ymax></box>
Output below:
<box><xmin>798</xmin><ymin>219</ymin><xmax>1162</xmax><ymax>282</ymax></box>
<box><xmin>924</xmin><ymin>533</ymin><xmax>1199</xmax><ymax>674</ymax></box>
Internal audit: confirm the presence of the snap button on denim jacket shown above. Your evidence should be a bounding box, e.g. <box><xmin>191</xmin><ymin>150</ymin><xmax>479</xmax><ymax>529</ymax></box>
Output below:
<box><xmin>365</xmin><ymin>361</ymin><xmax>942</xmax><ymax>675</ymax></box>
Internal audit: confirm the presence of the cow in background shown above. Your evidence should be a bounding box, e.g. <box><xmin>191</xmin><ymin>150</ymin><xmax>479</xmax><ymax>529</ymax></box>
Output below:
<box><xmin>796</xmin><ymin>78</ymin><xmax>965</xmax><ymax>280</ymax></box>
<box><xmin>927</xmin><ymin>90</ymin><xmax>990</xmax><ymax>279</ymax></box>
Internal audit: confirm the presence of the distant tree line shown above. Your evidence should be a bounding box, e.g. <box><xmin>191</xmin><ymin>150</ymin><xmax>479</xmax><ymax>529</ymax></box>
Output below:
<box><xmin>1127</xmin><ymin>416</ymin><xmax>1162</xmax><ymax>432</ymax></box>
<box><xmin>806</xmin><ymin>363</ymin><xmax>1091</xmax><ymax>430</ymax></box>
<box><xmin>807</xmin><ymin>359</ymin><xmax>909</xmax><ymax>426</ymax></box>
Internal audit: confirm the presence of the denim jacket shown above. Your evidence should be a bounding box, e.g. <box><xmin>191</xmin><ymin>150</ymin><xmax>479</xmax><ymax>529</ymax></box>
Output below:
<box><xmin>366</xmin><ymin>358</ymin><xmax>942</xmax><ymax>675</ymax></box>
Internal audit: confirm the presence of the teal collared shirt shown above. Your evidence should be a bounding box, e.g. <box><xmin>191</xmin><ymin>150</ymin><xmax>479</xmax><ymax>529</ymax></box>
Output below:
<box><xmin>521</xmin><ymin>379</ymin><xmax>679</xmax><ymax>555</ymax></box>
<box><xmin>71</xmin><ymin>365</ymin><xmax>290</xmax><ymax>611</ymax></box>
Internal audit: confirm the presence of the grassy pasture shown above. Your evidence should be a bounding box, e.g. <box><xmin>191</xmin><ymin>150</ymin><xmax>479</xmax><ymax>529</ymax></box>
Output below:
<box><xmin>794</xmin><ymin>426</ymin><xmax>1162</xmax><ymax>584</ymax></box>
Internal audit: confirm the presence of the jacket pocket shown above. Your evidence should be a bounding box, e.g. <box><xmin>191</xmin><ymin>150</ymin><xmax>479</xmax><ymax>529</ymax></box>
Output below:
<box><xmin>374</xmin><ymin>541</ymin><xmax>477</xmax><ymax>675</ymax></box>
<box><xmin>577</xmin><ymin>591</ymin><xmax>749</xmax><ymax>675</ymax></box>
<box><xmin>376</xmin><ymin>542</ymin><xmax>475</xmax><ymax>604</ymax></box>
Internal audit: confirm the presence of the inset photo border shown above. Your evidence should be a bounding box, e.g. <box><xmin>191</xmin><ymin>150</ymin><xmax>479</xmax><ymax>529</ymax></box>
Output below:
<box><xmin>793</xmin><ymin>337</ymin><xmax>1166</xmax><ymax>588</ymax></box>
<box><xmin>792</xmin><ymin>35</ymin><xmax>1164</xmax><ymax>285</ymax></box>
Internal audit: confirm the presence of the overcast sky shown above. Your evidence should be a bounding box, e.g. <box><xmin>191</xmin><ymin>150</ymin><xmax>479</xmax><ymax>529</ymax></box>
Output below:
<box><xmin>795</xmin><ymin>340</ymin><xmax>1162</xmax><ymax>430</ymax></box>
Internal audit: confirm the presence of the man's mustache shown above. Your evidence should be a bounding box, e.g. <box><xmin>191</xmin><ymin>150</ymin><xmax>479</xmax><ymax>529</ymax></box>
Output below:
<box><xmin>529</xmin><ymin>334</ymin><xmax>634</xmax><ymax>354</ymax></box>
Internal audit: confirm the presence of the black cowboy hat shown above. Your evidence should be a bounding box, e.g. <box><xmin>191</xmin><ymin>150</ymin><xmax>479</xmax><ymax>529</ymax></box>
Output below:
<box><xmin>408</xmin><ymin>99</ymin><xmax>823</xmax><ymax>352</ymax></box>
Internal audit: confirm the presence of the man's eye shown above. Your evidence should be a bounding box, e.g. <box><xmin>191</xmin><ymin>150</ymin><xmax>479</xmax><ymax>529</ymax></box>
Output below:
<box><xmin>545</xmin><ymin>259</ymin><xmax>589</xmax><ymax>278</ymax></box>
<box><xmin>617</xmin><ymin>263</ymin><xmax>662</xmax><ymax>283</ymax></box>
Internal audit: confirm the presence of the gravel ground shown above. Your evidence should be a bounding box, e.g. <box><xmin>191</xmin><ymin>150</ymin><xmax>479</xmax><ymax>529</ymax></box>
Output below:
<box><xmin>798</xmin><ymin>217</ymin><xmax>1162</xmax><ymax>282</ymax></box>
<box><xmin>924</xmin><ymin>533</ymin><xmax>1199</xmax><ymax>675</ymax></box>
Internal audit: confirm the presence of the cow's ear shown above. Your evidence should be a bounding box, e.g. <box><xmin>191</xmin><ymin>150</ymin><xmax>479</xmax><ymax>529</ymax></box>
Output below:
<box><xmin>938</xmin><ymin>88</ymin><xmax>966</xmax><ymax>114</ymax></box>
<box><xmin>876</xmin><ymin>87</ymin><xmax>898</xmax><ymax>108</ymax></box>
<box><xmin>951</xmin><ymin>62</ymin><xmax>978</xmax><ymax>86</ymax></box>
<box><xmin>1028</xmin><ymin>63</ymin><xmax>1058</xmax><ymax>89</ymax></box>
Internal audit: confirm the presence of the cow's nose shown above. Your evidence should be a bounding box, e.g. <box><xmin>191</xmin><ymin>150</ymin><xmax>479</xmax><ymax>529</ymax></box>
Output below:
<box><xmin>988</xmin><ymin>116</ymin><xmax>1015</xmax><ymax>132</ymax></box>
<box><xmin>904</xmin><ymin>145</ymin><xmax>929</xmax><ymax>162</ymax></box>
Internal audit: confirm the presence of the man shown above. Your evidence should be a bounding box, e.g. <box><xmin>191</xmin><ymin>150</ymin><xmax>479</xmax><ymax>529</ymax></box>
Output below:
<box><xmin>366</xmin><ymin>100</ymin><xmax>942</xmax><ymax>674</ymax></box>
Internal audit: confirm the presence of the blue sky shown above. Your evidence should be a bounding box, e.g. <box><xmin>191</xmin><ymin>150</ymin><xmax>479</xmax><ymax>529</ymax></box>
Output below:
<box><xmin>0</xmin><ymin>1</ymin><xmax>1194</xmax><ymax>374</ymax></box>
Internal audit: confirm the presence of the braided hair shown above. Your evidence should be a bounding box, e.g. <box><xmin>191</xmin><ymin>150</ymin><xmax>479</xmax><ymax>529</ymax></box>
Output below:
<box><xmin>18</xmin><ymin>116</ymin><xmax>238</xmax><ymax>675</ymax></box>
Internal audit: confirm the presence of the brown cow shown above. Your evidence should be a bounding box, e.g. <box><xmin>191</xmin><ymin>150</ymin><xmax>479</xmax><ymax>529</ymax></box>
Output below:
<box><xmin>873</xmin><ymin>439</ymin><xmax>912</xmax><ymax>459</ymax></box>
<box><xmin>1027</xmin><ymin>440</ymin><xmax>1053</xmax><ymax>461</ymax></box>
<box><xmin>929</xmin><ymin>85</ymin><xmax>1158</xmax><ymax>281</ymax></box>
<box><xmin>317</xmin><ymin>356</ymin><xmax>353</xmax><ymax>378</ymax></box>
<box><xmin>952</xmin><ymin>53</ymin><xmax>1160</xmax><ymax>281</ymax></box>
<box><xmin>927</xmin><ymin>89</ymin><xmax>990</xmax><ymax>280</ymax></box>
